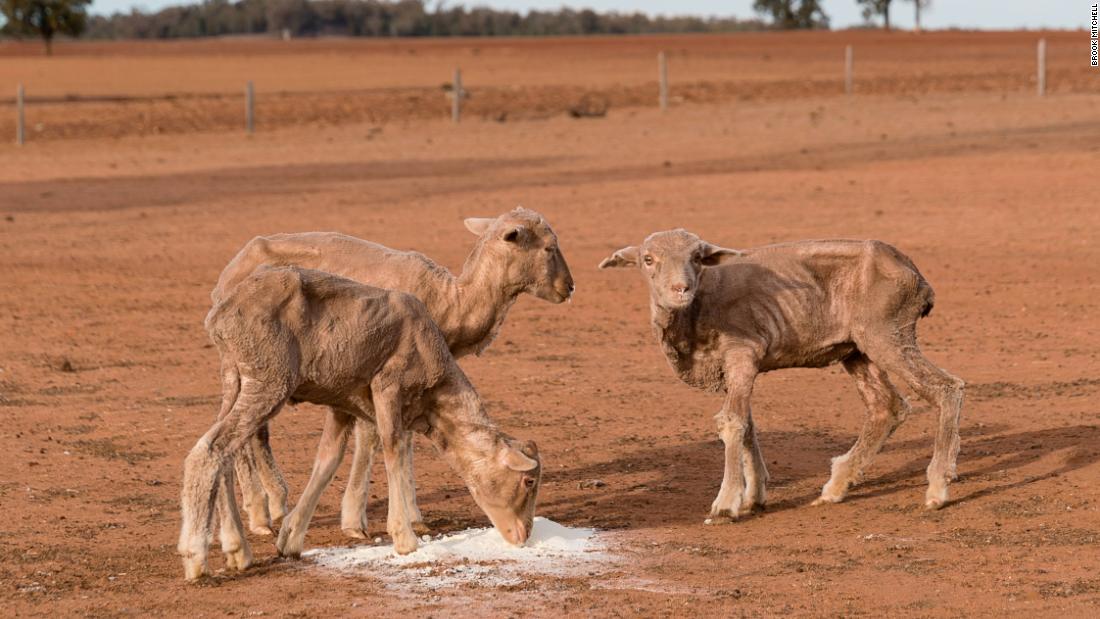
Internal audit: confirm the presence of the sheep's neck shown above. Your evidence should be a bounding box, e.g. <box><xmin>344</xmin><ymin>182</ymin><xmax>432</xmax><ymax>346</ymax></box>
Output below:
<box><xmin>441</xmin><ymin>242</ymin><xmax>522</xmax><ymax>358</ymax></box>
<box><xmin>651</xmin><ymin>300</ymin><xmax>699</xmax><ymax>374</ymax></box>
<box><xmin>422</xmin><ymin>381</ymin><xmax>499</xmax><ymax>478</ymax></box>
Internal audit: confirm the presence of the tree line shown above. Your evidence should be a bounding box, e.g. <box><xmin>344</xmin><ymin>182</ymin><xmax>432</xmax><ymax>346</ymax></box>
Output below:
<box><xmin>83</xmin><ymin>0</ymin><xmax>770</xmax><ymax>40</ymax></box>
<box><xmin>2</xmin><ymin>0</ymin><xmax>930</xmax><ymax>54</ymax></box>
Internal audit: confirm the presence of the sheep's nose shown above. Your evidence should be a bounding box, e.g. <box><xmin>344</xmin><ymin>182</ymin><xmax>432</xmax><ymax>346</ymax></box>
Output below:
<box><xmin>671</xmin><ymin>284</ymin><xmax>689</xmax><ymax>294</ymax></box>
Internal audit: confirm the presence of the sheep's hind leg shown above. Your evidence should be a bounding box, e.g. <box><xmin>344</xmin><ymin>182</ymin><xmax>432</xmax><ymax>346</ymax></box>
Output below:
<box><xmin>814</xmin><ymin>353</ymin><xmax>910</xmax><ymax>506</ymax></box>
<box><xmin>217</xmin><ymin>466</ymin><xmax>252</xmax><ymax>571</ymax></box>
<box><xmin>278</xmin><ymin>409</ymin><xmax>354</xmax><ymax>558</ymax></box>
<box><xmin>251</xmin><ymin>423</ymin><xmax>289</xmax><ymax>525</ymax></box>
<box><xmin>235</xmin><ymin>439</ymin><xmax>273</xmax><ymax>535</ymax></box>
<box><xmin>864</xmin><ymin>339</ymin><xmax>964</xmax><ymax>509</ymax></box>
<box><xmin>179</xmin><ymin>377</ymin><xmax>286</xmax><ymax>580</ymax></box>
<box><xmin>341</xmin><ymin>416</ymin><xmax>378</xmax><ymax>539</ymax></box>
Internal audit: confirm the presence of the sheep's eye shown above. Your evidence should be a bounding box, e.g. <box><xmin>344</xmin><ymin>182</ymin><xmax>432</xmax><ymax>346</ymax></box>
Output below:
<box><xmin>643</xmin><ymin>255</ymin><xmax>654</xmax><ymax>266</ymax></box>
<box><xmin>523</xmin><ymin>477</ymin><xmax>536</xmax><ymax>489</ymax></box>
<box><xmin>693</xmin><ymin>254</ymin><xmax>702</xmax><ymax>264</ymax></box>
<box><xmin>544</xmin><ymin>245</ymin><xmax>556</xmax><ymax>253</ymax></box>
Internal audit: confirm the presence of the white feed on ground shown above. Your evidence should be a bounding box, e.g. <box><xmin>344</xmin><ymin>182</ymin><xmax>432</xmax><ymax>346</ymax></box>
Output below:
<box><xmin>304</xmin><ymin>517</ymin><xmax>608</xmax><ymax>589</ymax></box>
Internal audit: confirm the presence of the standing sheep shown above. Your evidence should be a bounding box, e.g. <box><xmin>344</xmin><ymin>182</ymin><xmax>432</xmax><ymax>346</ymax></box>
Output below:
<box><xmin>212</xmin><ymin>207</ymin><xmax>572</xmax><ymax>539</ymax></box>
<box><xmin>600</xmin><ymin>230</ymin><xmax>963</xmax><ymax>521</ymax></box>
<box><xmin>180</xmin><ymin>266</ymin><xmax>541</xmax><ymax>580</ymax></box>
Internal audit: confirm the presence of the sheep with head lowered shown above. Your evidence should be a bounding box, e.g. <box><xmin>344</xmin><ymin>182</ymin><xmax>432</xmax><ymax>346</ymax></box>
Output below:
<box><xmin>179</xmin><ymin>265</ymin><xmax>541</xmax><ymax>580</ymax></box>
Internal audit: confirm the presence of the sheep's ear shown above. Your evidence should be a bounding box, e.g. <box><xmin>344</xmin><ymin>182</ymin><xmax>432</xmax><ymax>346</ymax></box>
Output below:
<box><xmin>598</xmin><ymin>246</ymin><xmax>639</xmax><ymax>269</ymax></box>
<box><xmin>699</xmin><ymin>243</ymin><xmax>743</xmax><ymax>267</ymax></box>
<box><xmin>464</xmin><ymin>218</ymin><xmax>495</xmax><ymax>236</ymax></box>
<box><xmin>500</xmin><ymin>445</ymin><xmax>538</xmax><ymax>472</ymax></box>
<box><xmin>501</xmin><ymin>226</ymin><xmax>525</xmax><ymax>243</ymax></box>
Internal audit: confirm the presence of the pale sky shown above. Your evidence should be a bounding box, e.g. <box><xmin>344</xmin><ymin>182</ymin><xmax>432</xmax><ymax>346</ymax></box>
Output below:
<box><xmin>90</xmin><ymin>0</ymin><xmax>1085</xmax><ymax>31</ymax></box>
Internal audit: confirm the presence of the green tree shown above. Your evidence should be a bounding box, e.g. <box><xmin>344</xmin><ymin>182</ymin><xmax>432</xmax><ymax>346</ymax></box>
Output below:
<box><xmin>911</xmin><ymin>0</ymin><xmax>930</xmax><ymax>33</ymax></box>
<box><xmin>1</xmin><ymin>0</ymin><xmax>90</xmax><ymax>54</ymax></box>
<box><xmin>856</xmin><ymin>0</ymin><xmax>894</xmax><ymax>31</ymax></box>
<box><xmin>752</xmin><ymin>0</ymin><xmax>828</xmax><ymax>29</ymax></box>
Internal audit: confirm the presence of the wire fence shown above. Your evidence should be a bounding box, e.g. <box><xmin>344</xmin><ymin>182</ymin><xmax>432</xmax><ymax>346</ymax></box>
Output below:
<box><xmin>4</xmin><ymin>37</ymin><xmax>1086</xmax><ymax>145</ymax></box>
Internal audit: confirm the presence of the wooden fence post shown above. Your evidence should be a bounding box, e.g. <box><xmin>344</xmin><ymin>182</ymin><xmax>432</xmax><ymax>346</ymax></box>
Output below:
<box><xmin>658</xmin><ymin>51</ymin><xmax>669</xmax><ymax>111</ymax></box>
<box><xmin>1037</xmin><ymin>38</ymin><xmax>1047</xmax><ymax>97</ymax></box>
<box><xmin>16</xmin><ymin>84</ymin><xmax>25</xmax><ymax>146</ymax></box>
<box><xmin>246</xmin><ymin>81</ymin><xmax>255</xmax><ymax>134</ymax></box>
<box><xmin>452</xmin><ymin>68</ymin><xmax>463</xmax><ymax>123</ymax></box>
<box><xmin>845</xmin><ymin>45</ymin><xmax>853</xmax><ymax>96</ymax></box>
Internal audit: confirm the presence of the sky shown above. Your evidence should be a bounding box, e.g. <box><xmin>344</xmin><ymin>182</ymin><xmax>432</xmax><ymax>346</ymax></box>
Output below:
<box><xmin>88</xmin><ymin>0</ymin><xmax>1087</xmax><ymax>31</ymax></box>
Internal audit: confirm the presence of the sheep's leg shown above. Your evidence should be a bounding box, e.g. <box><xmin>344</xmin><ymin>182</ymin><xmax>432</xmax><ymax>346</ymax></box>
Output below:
<box><xmin>251</xmin><ymin>423</ymin><xmax>290</xmax><ymax>525</ymax></box>
<box><xmin>373</xmin><ymin>385</ymin><xmax>418</xmax><ymax>555</ymax></box>
<box><xmin>707</xmin><ymin>360</ymin><xmax>757</xmax><ymax>525</ymax></box>
<box><xmin>341</xmin><ymin>417</ymin><xmax>378</xmax><ymax>539</ymax></box>
<box><xmin>234</xmin><ymin>439</ymin><xmax>273</xmax><ymax>535</ymax></box>
<box><xmin>277</xmin><ymin>409</ymin><xmax>355</xmax><ymax>558</ymax></box>
<box><xmin>739</xmin><ymin>410</ymin><xmax>768</xmax><ymax>513</ymax></box>
<box><xmin>865</xmin><ymin>339</ymin><xmax>964</xmax><ymax>509</ymax></box>
<box><xmin>179</xmin><ymin>376</ymin><xmax>285</xmax><ymax>580</ymax></box>
<box><xmin>814</xmin><ymin>353</ymin><xmax>911</xmax><ymax>506</ymax></box>
<box><xmin>400</xmin><ymin>432</ymin><xmax>428</xmax><ymax>535</ymax></box>
<box><xmin>216</xmin><ymin>465</ymin><xmax>252</xmax><ymax>571</ymax></box>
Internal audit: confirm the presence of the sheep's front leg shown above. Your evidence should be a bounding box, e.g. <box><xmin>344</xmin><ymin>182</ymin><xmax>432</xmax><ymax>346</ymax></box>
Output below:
<box><xmin>706</xmin><ymin>360</ymin><xmax>758</xmax><ymax>525</ymax></box>
<box><xmin>740</xmin><ymin>410</ymin><xmax>768</xmax><ymax>514</ymax></box>
<box><xmin>372</xmin><ymin>384</ymin><xmax>418</xmax><ymax>555</ymax></box>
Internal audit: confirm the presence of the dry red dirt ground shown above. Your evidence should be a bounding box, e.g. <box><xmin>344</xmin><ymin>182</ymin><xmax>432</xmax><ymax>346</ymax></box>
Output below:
<box><xmin>2</xmin><ymin>32</ymin><xmax>1100</xmax><ymax>617</ymax></box>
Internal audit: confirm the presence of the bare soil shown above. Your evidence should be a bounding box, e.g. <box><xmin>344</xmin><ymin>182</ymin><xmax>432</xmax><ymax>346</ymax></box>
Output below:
<box><xmin>1</xmin><ymin>32</ymin><xmax>1099</xmax><ymax>618</ymax></box>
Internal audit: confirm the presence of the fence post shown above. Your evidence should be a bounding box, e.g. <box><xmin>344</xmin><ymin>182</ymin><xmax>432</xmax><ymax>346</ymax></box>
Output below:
<box><xmin>845</xmin><ymin>45</ymin><xmax>853</xmax><ymax>96</ymax></box>
<box><xmin>658</xmin><ymin>51</ymin><xmax>669</xmax><ymax>111</ymax></box>
<box><xmin>1037</xmin><ymin>38</ymin><xmax>1046</xmax><ymax>97</ymax></box>
<box><xmin>15</xmin><ymin>84</ymin><xmax>24</xmax><ymax>146</ymax></box>
<box><xmin>246</xmin><ymin>81</ymin><xmax>255</xmax><ymax>134</ymax></box>
<box><xmin>452</xmin><ymin>68</ymin><xmax>462</xmax><ymax>123</ymax></box>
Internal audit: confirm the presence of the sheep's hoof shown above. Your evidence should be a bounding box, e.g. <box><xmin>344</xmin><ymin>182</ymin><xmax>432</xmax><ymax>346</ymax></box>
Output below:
<box><xmin>811</xmin><ymin>495</ymin><xmax>842</xmax><ymax>507</ymax></box>
<box><xmin>250</xmin><ymin>525</ymin><xmax>274</xmax><ymax>536</ymax></box>
<box><xmin>391</xmin><ymin>530</ymin><xmax>418</xmax><ymax>555</ymax></box>
<box><xmin>224</xmin><ymin>546</ymin><xmax>253</xmax><ymax>572</ymax></box>
<box><xmin>924</xmin><ymin>495</ymin><xmax>949</xmax><ymax>511</ymax></box>
<box><xmin>704</xmin><ymin>508</ymin><xmax>738</xmax><ymax>525</ymax></box>
<box><xmin>342</xmin><ymin>527</ymin><xmax>369</xmax><ymax>540</ymax></box>
<box><xmin>182</xmin><ymin>556</ymin><xmax>210</xmax><ymax>581</ymax></box>
<box><xmin>411</xmin><ymin>521</ymin><xmax>431</xmax><ymax>536</ymax></box>
<box><xmin>738</xmin><ymin>503</ymin><xmax>765</xmax><ymax>516</ymax></box>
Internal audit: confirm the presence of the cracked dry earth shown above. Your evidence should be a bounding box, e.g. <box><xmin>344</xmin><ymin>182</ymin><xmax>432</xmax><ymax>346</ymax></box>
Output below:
<box><xmin>2</xmin><ymin>36</ymin><xmax>1100</xmax><ymax>617</ymax></box>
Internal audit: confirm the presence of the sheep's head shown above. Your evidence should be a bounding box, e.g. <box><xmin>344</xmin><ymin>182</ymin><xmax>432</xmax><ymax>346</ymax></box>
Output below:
<box><xmin>464</xmin><ymin>207</ymin><xmax>575</xmax><ymax>303</ymax></box>
<box><xmin>464</xmin><ymin>437</ymin><xmax>541</xmax><ymax>546</ymax></box>
<box><xmin>599</xmin><ymin>229</ymin><xmax>742</xmax><ymax>309</ymax></box>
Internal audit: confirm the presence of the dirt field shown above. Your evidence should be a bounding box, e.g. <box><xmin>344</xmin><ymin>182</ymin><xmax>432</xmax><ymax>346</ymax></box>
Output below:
<box><xmin>2</xmin><ymin>31</ymin><xmax>1100</xmax><ymax>617</ymax></box>
<box><xmin>0</xmin><ymin>30</ymin><xmax>1095</xmax><ymax>140</ymax></box>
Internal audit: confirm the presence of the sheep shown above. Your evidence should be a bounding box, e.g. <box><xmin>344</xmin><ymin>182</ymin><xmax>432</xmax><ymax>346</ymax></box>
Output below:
<box><xmin>179</xmin><ymin>265</ymin><xmax>542</xmax><ymax>580</ymax></box>
<box><xmin>599</xmin><ymin>230</ymin><xmax>964</xmax><ymax>521</ymax></box>
<box><xmin>211</xmin><ymin>207</ymin><xmax>573</xmax><ymax>539</ymax></box>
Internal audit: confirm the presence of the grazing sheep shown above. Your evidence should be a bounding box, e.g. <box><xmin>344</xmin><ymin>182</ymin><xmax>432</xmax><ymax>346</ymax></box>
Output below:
<box><xmin>211</xmin><ymin>207</ymin><xmax>572</xmax><ymax>539</ymax></box>
<box><xmin>600</xmin><ymin>230</ymin><xmax>964</xmax><ymax>521</ymax></box>
<box><xmin>180</xmin><ymin>266</ymin><xmax>542</xmax><ymax>580</ymax></box>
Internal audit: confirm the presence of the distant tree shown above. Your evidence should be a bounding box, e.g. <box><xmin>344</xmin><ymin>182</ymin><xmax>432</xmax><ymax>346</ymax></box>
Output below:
<box><xmin>0</xmin><ymin>0</ymin><xmax>90</xmax><ymax>54</ymax></box>
<box><xmin>752</xmin><ymin>0</ymin><xmax>828</xmax><ymax>29</ymax></box>
<box><xmin>856</xmin><ymin>0</ymin><xmax>894</xmax><ymax>31</ymax></box>
<box><xmin>911</xmin><ymin>0</ymin><xmax>930</xmax><ymax>33</ymax></box>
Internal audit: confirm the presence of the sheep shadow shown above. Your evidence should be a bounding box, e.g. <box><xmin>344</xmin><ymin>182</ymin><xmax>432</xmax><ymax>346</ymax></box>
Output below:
<box><xmin>535</xmin><ymin>422</ymin><xmax>1100</xmax><ymax>529</ymax></box>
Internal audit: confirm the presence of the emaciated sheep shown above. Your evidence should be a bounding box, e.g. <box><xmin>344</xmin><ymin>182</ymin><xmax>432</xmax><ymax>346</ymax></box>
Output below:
<box><xmin>211</xmin><ymin>207</ymin><xmax>572</xmax><ymax>539</ymax></box>
<box><xmin>180</xmin><ymin>265</ymin><xmax>541</xmax><ymax>580</ymax></box>
<box><xmin>600</xmin><ymin>230</ymin><xmax>964</xmax><ymax>521</ymax></box>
